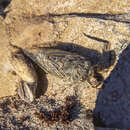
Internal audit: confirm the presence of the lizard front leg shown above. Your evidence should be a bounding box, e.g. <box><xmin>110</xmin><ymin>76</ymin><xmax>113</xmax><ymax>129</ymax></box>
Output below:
<box><xmin>9</xmin><ymin>51</ymin><xmax>38</xmax><ymax>102</ymax></box>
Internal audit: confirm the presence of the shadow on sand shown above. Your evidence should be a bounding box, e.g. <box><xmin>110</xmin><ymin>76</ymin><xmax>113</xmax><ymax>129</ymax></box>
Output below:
<box><xmin>94</xmin><ymin>44</ymin><xmax>130</xmax><ymax>129</ymax></box>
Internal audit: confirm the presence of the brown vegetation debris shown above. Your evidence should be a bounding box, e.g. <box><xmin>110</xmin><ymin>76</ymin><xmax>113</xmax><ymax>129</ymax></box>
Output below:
<box><xmin>34</xmin><ymin>96</ymin><xmax>77</xmax><ymax>126</ymax></box>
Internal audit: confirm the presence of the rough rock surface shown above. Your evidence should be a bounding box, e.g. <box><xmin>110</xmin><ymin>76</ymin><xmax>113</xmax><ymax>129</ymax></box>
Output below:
<box><xmin>0</xmin><ymin>0</ymin><xmax>130</xmax><ymax>129</ymax></box>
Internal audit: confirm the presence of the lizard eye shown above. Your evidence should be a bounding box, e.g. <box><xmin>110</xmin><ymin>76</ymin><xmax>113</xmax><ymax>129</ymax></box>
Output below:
<box><xmin>52</xmin><ymin>56</ymin><xmax>56</xmax><ymax>60</ymax></box>
<box><xmin>88</xmin><ymin>69</ymin><xmax>94</xmax><ymax>77</ymax></box>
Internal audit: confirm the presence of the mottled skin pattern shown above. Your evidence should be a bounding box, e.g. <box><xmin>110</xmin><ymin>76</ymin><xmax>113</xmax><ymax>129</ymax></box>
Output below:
<box><xmin>24</xmin><ymin>48</ymin><xmax>94</xmax><ymax>82</ymax></box>
<box><xmin>10</xmin><ymin>47</ymin><xmax>102</xmax><ymax>102</ymax></box>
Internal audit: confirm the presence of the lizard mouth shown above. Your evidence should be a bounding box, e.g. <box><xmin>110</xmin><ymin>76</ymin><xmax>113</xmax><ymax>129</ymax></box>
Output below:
<box><xmin>89</xmin><ymin>72</ymin><xmax>104</xmax><ymax>88</ymax></box>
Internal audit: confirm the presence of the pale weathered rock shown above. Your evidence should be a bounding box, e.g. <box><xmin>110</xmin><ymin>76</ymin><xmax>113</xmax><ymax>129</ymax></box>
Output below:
<box><xmin>0</xmin><ymin>18</ymin><xmax>18</xmax><ymax>98</ymax></box>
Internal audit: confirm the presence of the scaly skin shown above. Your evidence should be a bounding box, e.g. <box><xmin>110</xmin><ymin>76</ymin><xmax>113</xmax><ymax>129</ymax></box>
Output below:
<box><xmin>9</xmin><ymin>46</ymin><xmax>103</xmax><ymax>102</ymax></box>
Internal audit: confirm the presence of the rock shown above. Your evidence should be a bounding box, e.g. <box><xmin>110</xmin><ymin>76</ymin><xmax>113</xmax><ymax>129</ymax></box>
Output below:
<box><xmin>0</xmin><ymin>0</ymin><xmax>129</xmax><ymax>129</ymax></box>
<box><xmin>0</xmin><ymin>18</ymin><xmax>17</xmax><ymax>98</ymax></box>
